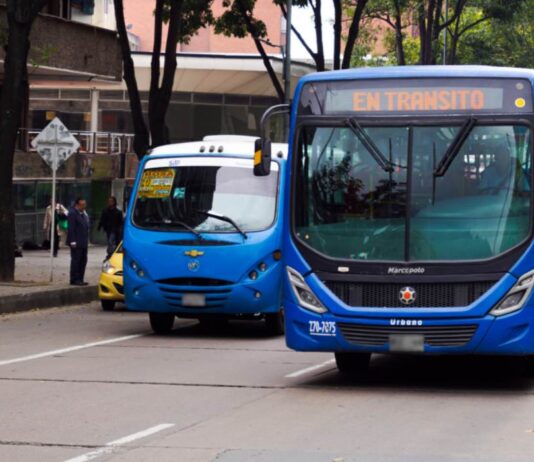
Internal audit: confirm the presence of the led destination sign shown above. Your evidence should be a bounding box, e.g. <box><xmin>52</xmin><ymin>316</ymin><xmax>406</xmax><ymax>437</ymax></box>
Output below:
<box><xmin>299</xmin><ymin>78</ymin><xmax>533</xmax><ymax>115</ymax></box>
<box><xmin>351</xmin><ymin>88</ymin><xmax>499</xmax><ymax>112</ymax></box>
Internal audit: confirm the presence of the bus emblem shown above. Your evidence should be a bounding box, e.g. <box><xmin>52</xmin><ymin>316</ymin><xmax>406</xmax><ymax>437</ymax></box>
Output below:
<box><xmin>185</xmin><ymin>250</ymin><xmax>204</xmax><ymax>258</ymax></box>
<box><xmin>399</xmin><ymin>287</ymin><xmax>416</xmax><ymax>305</ymax></box>
<box><xmin>188</xmin><ymin>259</ymin><xmax>200</xmax><ymax>272</ymax></box>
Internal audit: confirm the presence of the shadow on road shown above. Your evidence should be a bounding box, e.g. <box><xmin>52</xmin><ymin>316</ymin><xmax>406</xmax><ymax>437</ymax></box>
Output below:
<box><xmin>302</xmin><ymin>354</ymin><xmax>534</xmax><ymax>393</ymax></box>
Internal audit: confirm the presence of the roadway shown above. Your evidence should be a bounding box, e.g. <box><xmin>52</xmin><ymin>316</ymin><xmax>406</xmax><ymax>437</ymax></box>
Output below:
<box><xmin>1</xmin><ymin>302</ymin><xmax>534</xmax><ymax>461</ymax></box>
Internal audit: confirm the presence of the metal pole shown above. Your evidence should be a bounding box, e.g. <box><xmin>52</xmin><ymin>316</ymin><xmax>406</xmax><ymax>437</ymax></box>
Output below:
<box><xmin>443</xmin><ymin>0</ymin><xmax>448</xmax><ymax>65</ymax></box>
<box><xmin>284</xmin><ymin>0</ymin><xmax>292</xmax><ymax>103</ymax></box>
<box><xmin>49</xmin><ymin>140</ymin><xmax>57</xmax><ymax>283</ymax></box>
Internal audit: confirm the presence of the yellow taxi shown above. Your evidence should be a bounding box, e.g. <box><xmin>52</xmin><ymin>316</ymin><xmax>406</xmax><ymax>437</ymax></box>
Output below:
<box><xmin>98</xmin><ymin>242</ymin><xmax>124</xmax><ymax>310</ymax></box>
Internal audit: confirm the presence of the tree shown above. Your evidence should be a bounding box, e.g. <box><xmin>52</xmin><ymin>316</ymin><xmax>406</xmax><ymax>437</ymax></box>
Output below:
<box><xmin>0</xmin><ymin>0</ymin><xmax>48</xmax><ymax>282</ymax></box>
<box><xmin>114</xmin><ymin>0</ymin><xmax>213</xmax><ymax>158</ymax></box>
<box><xmin>215</xmin><ymin>0</ymin><xmax>285</xmax><ymax>102</ymax></box>
<box><xmin>365</xmin><ymin>0</ymin><xmax>413</xmax><ymax>65</ymax></box>
<box><xmin>278</xmin><ymin>0</ymin><xmax>370</xmax><ymax>71</ymax></box>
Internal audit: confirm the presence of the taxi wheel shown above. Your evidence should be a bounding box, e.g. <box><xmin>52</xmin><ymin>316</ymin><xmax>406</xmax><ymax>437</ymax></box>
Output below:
<box><xmin>101</xmin><ymin>300</ymin><xmax>115</xmax><ymax>311</ymax></box>
<box><xmin>149</xmin><ymin>312</ymin><xmax>175</xmax><ymax>335</ymax></box>
<box><xmin>265</xmin><ymin>309</ymin><xmax>284</xmax><ymax>336</ymax></box>
<box><xmin>335</xmin><ymin>352</ymin><xmax>371</xmax><ymax>376</ymax></box>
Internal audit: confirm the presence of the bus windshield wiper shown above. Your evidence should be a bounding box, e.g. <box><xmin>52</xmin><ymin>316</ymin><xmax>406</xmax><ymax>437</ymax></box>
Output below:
<box><xmin>433</xmin><ymin>117</ymin><xmax>477</xmax><ymax>177</ymax></box>
<box><xmin>345</xmin><ymin>118</ymin><xmax>394</xmax><ymax>172</ymax></box>
<box><xmin>157</xmin><ymin>219</ymin><xmax>204</xmax><ymax>240</ymax></box>
<box><xmin>195</xmin><ymin>210</ymin><xmax>248</xmax><ymax>239</ymax></box>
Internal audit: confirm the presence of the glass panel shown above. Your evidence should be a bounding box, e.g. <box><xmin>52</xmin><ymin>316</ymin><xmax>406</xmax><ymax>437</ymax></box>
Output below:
<box><xmin>411</xmin><ymin>125</ymin><xmax>531</xmax><ymax>260</ymax></box>
<box><xmin>13</xmin><ymin>183</ymin><xmax>36</xmax><ymax>212</ymax></box>
<box><xmin>133</xmin><ymin>164</ymin><xmax>278</xmax><ymax>233</ymax></box>
<box><xmin>295</xmin><ymin>126</ymin><xmax>408</xmax><ymax>260</ymax></box>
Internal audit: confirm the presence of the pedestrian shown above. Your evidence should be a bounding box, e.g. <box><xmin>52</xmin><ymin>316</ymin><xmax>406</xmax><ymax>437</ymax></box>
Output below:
<box><xmin>98</xmin><ymin>196</ymin><xmax>123</xmax><ymax>259</ymax></box>
<box><xmin>43</xmin><ymin>198</ymin><xmax>68</xmax><ymax>257</ymax></box>
<box><xmin>67</xmin><ymin>198</ymin><xmax>90</xmax><ymax>286</ymax></box>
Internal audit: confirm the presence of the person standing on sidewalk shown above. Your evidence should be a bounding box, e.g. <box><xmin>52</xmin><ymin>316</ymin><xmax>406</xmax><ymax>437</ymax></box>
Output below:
<box><xmin>67</xmin><ymin>198</ymin><xmax>90</xmax><ymax>286</ymax></box>
<box><xmin>43</xmin><ymin>198</ymin><xmax>68</xmax><ymax>257</ymax></box>
<box><xmin>97</xmin><ymin>196</ymin><xmax>123</xmax><ymax>259</ymax></box>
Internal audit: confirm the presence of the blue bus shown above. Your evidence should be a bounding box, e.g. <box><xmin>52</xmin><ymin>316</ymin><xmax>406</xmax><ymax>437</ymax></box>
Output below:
<box><xmin>124</xmin><ymin>136</ymin><xmax>287</xmax><ymax>335</ymax></box>
<box><xmin>254</xmin><ymin>66</ymin><xmax>534</xmax><ymax>373</ymax></box>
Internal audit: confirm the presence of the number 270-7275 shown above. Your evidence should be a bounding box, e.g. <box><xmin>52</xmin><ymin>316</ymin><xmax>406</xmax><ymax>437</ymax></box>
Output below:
<box><xmin>309</xmin><ymin>321</ymin><xmax>336</xmax><ymax>337</ymax></box>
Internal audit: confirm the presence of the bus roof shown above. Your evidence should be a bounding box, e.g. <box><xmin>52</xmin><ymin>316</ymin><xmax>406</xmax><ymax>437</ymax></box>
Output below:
<box><xmin>148</xmin><ymin>138</ymin><xmax>288</xmax><ymax>160</ymax></box>
<box><xmin>298</xmin><ymin>65</ymin><xmax>534</xmax><ymax>85</ymax></box>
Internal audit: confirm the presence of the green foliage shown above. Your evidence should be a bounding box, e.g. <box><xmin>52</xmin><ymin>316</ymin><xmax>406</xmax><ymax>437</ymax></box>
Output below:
<box><xmin>161</xmin><ymin>0</ymin><xmax>214</xmax><ymax>44</ymax></box>
<box><xmin>458</xmin><ymin>0</ymin><xmax>534</xmax><ymax>67</ymax></box>
<box><xmin>214</xmin><ymin>0</ymin><xmax>267</xmax><ymax>39</ymax></box>
<box><xmin>28</xmin><ymin>44</ymin><xmax>59</xmax><ymax>71</ymax></box>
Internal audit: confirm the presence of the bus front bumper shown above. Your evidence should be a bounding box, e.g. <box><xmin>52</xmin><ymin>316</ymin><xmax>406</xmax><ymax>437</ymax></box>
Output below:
<box><xmin>125</xmin><ymin>276</ymin><xmax>281</xmax><ymax>317</ymax></box>
<box><xmin>284</xmin><ymin>300</ymin><xmax>534</xmax><ymax>355</ymax></box>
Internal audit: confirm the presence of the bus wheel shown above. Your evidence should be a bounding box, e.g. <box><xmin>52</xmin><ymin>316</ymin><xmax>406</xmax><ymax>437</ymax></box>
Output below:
<box><xmin>335</xmin><ymin>352</ymin><xmax>371</xmax><ymax>375</ymax></box>
<box><xmin>101</xmin><ymin>300</ymin><xmax>115</xmax><ymax>311</ymax></box>
<box><xmin>149</xmin><ymin>312</ymin><xmax>175</xmax><ymax>334</ymax></box>
<box><xmin>265</xmin><ymin>309</ymin><xmax>284</xmax><ymax>335</ymax></box>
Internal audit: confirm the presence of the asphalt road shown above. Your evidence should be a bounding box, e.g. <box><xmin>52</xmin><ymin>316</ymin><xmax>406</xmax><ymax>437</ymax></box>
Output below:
<box><xmin>2</xmin><ymin>303</ymin><xmax>534</xmax><ymax>462</ymax></box>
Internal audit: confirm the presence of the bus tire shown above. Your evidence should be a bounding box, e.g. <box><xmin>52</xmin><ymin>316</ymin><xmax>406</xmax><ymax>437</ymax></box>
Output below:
<box><xmin>149</xmin><ymin>312</ymin><xmax>175</xmax><ymax>334</ymax></box>
<box><xmin>335</xmin><ymin>352</ymin><xmax>371</xmax><ymax>375</ymax></box>
<box><xmin>101</xmin><ymin>300</ymin><xmax>115</xmax><ymax>311</ymax></box>
<box><xmin>265</xmin><ymin>310</ymin><xmax>284</xmax><ymax>335</ymax></box>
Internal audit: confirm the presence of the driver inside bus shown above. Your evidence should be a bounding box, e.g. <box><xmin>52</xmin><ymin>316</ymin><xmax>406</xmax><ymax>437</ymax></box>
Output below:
<box><xmin>478</xmin><ymin>141</ymin><xmax>530</xmax><ymax>193</ymax></box>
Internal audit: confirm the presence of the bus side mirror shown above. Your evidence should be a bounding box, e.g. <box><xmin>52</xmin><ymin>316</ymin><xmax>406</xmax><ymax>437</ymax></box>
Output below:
<box><xmin>254</xmin><ymin>138</ymin><xmax>271</xmax><ymax>176</ymax></box>
<box><xmin>253</xmin><ymin>103</ymin><xmax>290</xmax><ymax>176</ymax></box>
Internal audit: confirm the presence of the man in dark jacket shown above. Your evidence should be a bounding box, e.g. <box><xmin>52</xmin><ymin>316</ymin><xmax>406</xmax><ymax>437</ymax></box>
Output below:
<box><xmin>98</xmin><ymin>196</ymin><xmax>123</xmax><ymax>258</ymax></box>
<box><xmin>67</xmin><ymin>198</ymin><xmax>90</xmax><ymax>286</ymax></box>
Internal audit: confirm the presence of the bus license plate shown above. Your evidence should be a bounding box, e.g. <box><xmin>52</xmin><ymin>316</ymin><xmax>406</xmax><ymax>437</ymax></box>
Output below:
<box><xmin>389</xmin><ymin>334</ymin><xmax>424</xmax><ymax>352</ymax></box>
<box><xmin>182</xmin><ymin>294</ymin><xmax>206</xmax><ymax>307</ymax></box>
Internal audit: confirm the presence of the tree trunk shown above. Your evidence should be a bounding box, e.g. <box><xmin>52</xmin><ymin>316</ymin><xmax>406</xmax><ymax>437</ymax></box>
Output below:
<box><xmin>149</xmin><ymin>0</ymin><xmax>183</xmax><ymax>147</ymax></box>
<box><xmin>238</xmin><ymin>1</ymin><xmax>284</xmax><ymax>101</ymax></box>
<box><xmin>332</xmin><ymin>0</ymin><xmax>342</xmax><ymax>70</ymax></box>
<box><xmin>0</xmin><ymin>0</ymin><xmax>46</xmax><ymax>282</ymax></box>
<box><xmin>394</xmin><ymin>1</ymin><xmax>405</xmax><ymax>65</ymax></box>
<box><xmin>113</xmin><ymin>0</ymin><xmax>149</xmax><ymax>159</ymax></box>
<box><xmin>341</xmin><ymin>0</ymin><xmax>369</xmax><ymax>69</ymax></box>
<box><xmin>311</xmin><ymin>0</ymin><xmax>325</xmax><ymax>71</ymax></box>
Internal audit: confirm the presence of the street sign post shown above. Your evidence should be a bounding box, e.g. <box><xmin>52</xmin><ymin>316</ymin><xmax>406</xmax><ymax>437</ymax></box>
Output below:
<box><xmin>31</xmin><ymin>118</ymin><xmax>80</xmax><ymax>282</ymax></box>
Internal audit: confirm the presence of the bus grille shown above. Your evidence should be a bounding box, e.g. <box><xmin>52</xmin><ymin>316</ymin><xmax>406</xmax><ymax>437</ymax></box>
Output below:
<box><xmin>324</xmin><ymin>281</ymin><xmax>495</xmax><ymax>308</ymax></box>
<box><xmin>338</xmin><ymin>323</ymin><xmax>478</xmax><ymax>347</ymax></box>
<box><xmin>156</xmin><ymin>278</ymin><xmax>232</xmax><ymax>309</ymax></box>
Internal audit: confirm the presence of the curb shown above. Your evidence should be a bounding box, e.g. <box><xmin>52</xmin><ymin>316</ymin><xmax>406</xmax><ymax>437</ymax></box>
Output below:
<box><xmin>0</xmin><ymin>285</ymin><xmax>98</xmax><ymax>315</ymax></box>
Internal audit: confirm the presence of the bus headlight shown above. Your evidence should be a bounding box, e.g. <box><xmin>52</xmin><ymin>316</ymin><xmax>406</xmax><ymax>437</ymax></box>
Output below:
<box><xmin>286</xmin><ymin>266</ymin><xmax>327</xmax><ymax>314</ymax></box>
<box><xmin>491</xmin><ymin>270</ymin><xmax>534</xmax><ymax>316</ymax></box>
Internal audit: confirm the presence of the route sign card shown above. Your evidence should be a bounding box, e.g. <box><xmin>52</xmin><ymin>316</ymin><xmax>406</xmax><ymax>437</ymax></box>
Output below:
<box><xmin>138</xmin><ymin>168</ymin><xmax>176</xmax><ymax>198</ymax></box>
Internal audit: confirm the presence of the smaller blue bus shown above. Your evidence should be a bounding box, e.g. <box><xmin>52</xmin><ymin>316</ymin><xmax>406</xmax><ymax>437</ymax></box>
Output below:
<box><xmin>124</xmin><ymin>136</ymin><xmax>287</xmax><ymax>334</ymax></box>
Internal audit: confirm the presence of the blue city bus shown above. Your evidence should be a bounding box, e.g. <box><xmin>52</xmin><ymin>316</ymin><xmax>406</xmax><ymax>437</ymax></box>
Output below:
<box><xmin>254</xmin><ymin>66</ymin><xmax>534</xmax><ymax>373</ymax></box>
<box><xmin>124</xmin><ymin>136</ymin><xmax>287</xmax><ymax>335</ymax></box>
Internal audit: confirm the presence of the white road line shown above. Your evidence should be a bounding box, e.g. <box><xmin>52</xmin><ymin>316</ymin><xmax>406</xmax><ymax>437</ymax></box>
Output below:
<box><xmin>285</xmin><ymin>358</ymin><xmax>336</xmax><ymax>378</ymax></box>
<box><xmin>64</xmin><ymin>423</ymin><xmax>175</xmax><ymax>462</ymax></box>
<box><xmin>0</xmin><ymin>334</ymin><xmax>144</xmax><ymax>367</ymax></box>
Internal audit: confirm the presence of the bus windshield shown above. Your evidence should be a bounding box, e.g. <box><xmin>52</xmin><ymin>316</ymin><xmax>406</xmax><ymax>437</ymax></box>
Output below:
<box><xmin>295</xmin><ymin>123</ymin><xmax>531</xmax><ymax>261</ymax></box>
<box><xmin>133</xmin><ymin>158</ymin><xmax>279</xmax><ymax>234</ymax></box>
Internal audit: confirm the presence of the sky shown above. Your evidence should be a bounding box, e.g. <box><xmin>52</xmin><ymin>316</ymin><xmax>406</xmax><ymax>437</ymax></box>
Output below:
<box><xmin>290</xmin><ymin>2</ymin><xmax>334</xmax><ymax>61</ymax></box>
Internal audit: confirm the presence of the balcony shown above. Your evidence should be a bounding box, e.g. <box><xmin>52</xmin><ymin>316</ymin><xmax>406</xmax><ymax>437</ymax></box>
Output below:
<box><xmin>0</xmin><ymin>5</ymin><xmax>121</xmax><ymax>81</ymax></box>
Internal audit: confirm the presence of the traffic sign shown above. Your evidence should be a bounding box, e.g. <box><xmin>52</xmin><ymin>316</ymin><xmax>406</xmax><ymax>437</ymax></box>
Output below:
<box><xmin>31</xmin><ymin>117</ymin><xmax>80</xmax><ymax>171</ymax></box>
<box><xmin>30</xmin><ymin>118</ymin><xmax>80</xmax><ymax>282</ymax></box>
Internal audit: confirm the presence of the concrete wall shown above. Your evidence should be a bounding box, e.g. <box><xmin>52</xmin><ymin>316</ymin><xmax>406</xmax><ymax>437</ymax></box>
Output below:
<box><xmin>0</xmin><ymin>5</ymin><xmax>121</xmax><ymax>81</ymax></box>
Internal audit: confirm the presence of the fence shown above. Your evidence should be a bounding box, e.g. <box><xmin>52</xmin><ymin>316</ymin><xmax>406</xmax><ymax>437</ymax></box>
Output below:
<box><xmin>18</xmin><ymin>129</ymin><xmax>135</xmax><ymax>155</ymax></box>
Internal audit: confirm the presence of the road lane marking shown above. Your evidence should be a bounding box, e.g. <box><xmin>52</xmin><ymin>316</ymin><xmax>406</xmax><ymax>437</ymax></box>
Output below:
<box><xmin>285</xmin><ymin>359</ymin><xmax>336</xmax><ymax>378</ymax></box>
<box><xmin>0</xmin><ymin>334</ymin><xmax>145</xmax><ymax>367</ymax></box>
<box><xmin>63</xmin><ymin>423</ymin><xmax>175</xmax><ymax>462</ymax></box>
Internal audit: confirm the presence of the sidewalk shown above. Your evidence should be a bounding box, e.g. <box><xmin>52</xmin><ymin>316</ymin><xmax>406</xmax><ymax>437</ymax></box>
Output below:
<box><xmin>0</xmin><ymin>245</ymin><xmax>107</xmax><ymax>314</ymax></box>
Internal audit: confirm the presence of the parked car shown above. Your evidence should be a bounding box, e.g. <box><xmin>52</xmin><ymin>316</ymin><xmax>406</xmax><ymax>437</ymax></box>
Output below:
<box><xmin>98</xmin><ymin>242</ymin><xmax>124</xmax><ymax>310</ymax></box>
